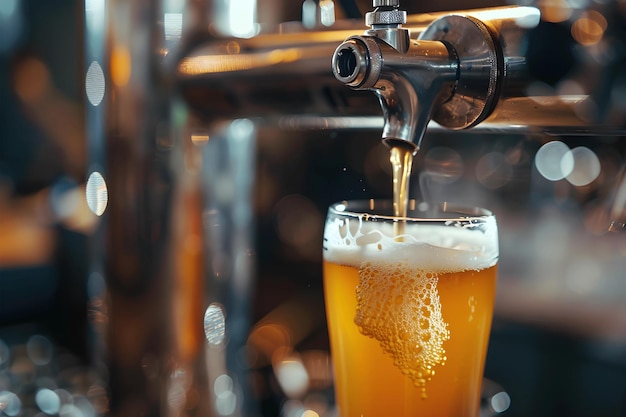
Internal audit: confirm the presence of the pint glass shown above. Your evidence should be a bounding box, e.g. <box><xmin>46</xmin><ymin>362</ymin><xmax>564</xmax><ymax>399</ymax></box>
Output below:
<box><xmin>323</xmin><ymin>200</ymin><xmax>499</xmax><ymax>417</ymax></box>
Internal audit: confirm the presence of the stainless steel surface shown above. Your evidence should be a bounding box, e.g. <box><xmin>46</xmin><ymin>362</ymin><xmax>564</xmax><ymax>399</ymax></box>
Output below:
<box><xmin>419</xmin><ymin>14</ymin><xmax>499</xmax><ymax>130</ymax></box>
<box><xmin>178</xmin><ymin>5</ymin><xmax>626</xmax><ymax>136</ymax></box>
<box><xmin>201</xmin><ymin>119</ymin><xmax>258</xmax><ymax>417</ymax></box>
<box><xmin>175</xmin><ymin>14</ymin><xmax>440</xmax><ymax>122</ymax></box>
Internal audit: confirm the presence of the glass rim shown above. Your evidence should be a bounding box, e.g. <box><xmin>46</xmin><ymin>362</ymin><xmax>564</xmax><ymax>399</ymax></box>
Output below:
<box><xmin>328</xmin><ymin>199</ymin><xmax>494</xmax><ymax>222</ymax></box>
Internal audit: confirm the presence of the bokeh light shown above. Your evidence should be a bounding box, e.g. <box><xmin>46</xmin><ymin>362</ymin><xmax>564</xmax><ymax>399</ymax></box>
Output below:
<box><xmin>491</xmin><ymin>391</ymin><xmax>512</xmax><ymax>413</ymax></box>
<box><xmin>214</xmin><ymin>374</ymin><xmax>237</xmax><ymax>416</ymax></box>
<box><xmin>274</xmin><ymin>356</ymin><xmax>310</xmax><ymax>399</ymax></box>
<box><xmin>571</xmin><ymin>10</ymin><xmax>607</xmax><ymax>46</ymax></box>
<box><xmin>535</xmin><ymin>141</ymin><xmax>601</xmax><ymax>186</ymax></box>
<box><xmin>535</xmin><ymin>141</ymin><xmax>573</xmax><ymax>181</ymax></box>
<box><xmin>563</xmin><ymin>146</ymin><xmax>601</xmax><ymax>186</ymax></box>
<box><xmin>27</xmin><ymin>335</ymin><xmax>53</xmax><ymax>366</ymax></box>
<box><xmin>0</xmin><ymin>391</ymin><xmax>21</xmax><ymax>417</ymax></box>
<box><xmin>13</xmin><ymin>57</ymin><xmax>51</xmax><ymax>104</ymax></box>
<box><xmin>35</xmin><ymin>389</ymin><xmax>61</xmax><ymax>415</ymax></box>
<box><xmin>538</xmin><ymin>0</ymin><xmax>572</xmax><ymax>23</ymax></box>
<box><xmin>85</xmin><ymin>171</ymin><xmax>108</xmax><ymax>216</ymax></box>
<box><xmin>110</xmin><ymin>46</ymin><xmax>131</xmax><ymax>87</ymax></box>
<box><xmin>85</xmin><ymin>61</ymin><xmax>106</xmax><ymax>106</ymax></box>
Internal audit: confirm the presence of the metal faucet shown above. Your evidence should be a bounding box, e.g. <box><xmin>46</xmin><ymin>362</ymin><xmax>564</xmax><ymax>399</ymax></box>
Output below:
<box><xmin>332</xmin><ymin>0</ymin><xmax>501</xmax><ymax>150</ymax></box>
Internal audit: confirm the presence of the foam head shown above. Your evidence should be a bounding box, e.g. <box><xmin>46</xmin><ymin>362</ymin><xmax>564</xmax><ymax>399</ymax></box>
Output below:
<box><xmin>323</xmin><ymin>201</ymin><xmax>499</xmax><ymax>272</ymax></box>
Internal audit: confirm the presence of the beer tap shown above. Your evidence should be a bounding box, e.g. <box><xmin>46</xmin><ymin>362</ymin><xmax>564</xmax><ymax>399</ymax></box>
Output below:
<box><xmin>332</xmin><ymin>0</ymin><xmax>500</xmax><ymax>151</ymax></box>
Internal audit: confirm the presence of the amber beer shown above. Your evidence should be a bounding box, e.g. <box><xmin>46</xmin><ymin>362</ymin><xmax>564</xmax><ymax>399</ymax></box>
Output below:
<box><xmin>323</xmin><ymin>200</ymin><xmax>498</xmax><ymax>417</ymax></box>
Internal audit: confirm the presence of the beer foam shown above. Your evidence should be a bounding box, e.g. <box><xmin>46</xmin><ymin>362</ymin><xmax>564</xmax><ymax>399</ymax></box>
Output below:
<box><xmin>323</xmin><ymin>216</ymin><xmax>498</xmax><ymax>272</ymax></box>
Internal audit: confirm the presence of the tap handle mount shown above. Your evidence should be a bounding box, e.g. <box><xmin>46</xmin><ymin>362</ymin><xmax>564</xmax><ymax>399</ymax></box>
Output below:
<box><xmin>419</xmin><ymin>14</ymin><xmax>500</xmax><ymax>130</ymax></box>
<box><xmin>366</xmin><ymin>0</ymin><xmax>406</xmax><ymax>26</ymax></box>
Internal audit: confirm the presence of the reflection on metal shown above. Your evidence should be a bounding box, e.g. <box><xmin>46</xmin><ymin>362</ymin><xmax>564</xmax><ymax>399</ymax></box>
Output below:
<box><xmin>202</xmin><ymin>119</ymin><xmax>258</xmax><ymax>417</ymax></box>
<box><xmin>204</xmin><ymin>303</ymin><xmax>226</xmax><ymax>346</ymax></box>
<box><xmin>85</xmin><ymin>171</ymin><xmax>108</xmax><ymax>216</ymax></box>
<box><xmin>303</xmin><ymin>0</ymin><xmax>336</xmax><ymax>29</ymax></box>
<box><xmin>85</xmin><ymin>61</ymin><xmax>106</xmax><ymax>106</ymax></box>
<box><xmin>609</xmin><ymin>167</ymin><xmax>626</xmax><ymax>232</ymax></box>
<box><xmin>84</xmin><ymin>0</ymin><xmax>182</xmax><ymax>415</ymax></box>
<box><xmin>178</xmin><ymin>4</ymin><xmax>626</xmax><ymax>137</ymax></box>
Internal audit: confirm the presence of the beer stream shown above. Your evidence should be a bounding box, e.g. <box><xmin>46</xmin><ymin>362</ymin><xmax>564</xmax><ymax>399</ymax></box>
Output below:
<box><xmin>389</xmin><ymin>142</ymin><xmax>416</xmax><ymax>234</ymax></box>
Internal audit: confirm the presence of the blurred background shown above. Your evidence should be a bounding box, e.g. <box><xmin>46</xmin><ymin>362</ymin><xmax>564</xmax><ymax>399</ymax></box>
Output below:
<box><xmin>2</xmin><ymin>0</ymin><xmax>626</xmax><ymax>417</ymax></box>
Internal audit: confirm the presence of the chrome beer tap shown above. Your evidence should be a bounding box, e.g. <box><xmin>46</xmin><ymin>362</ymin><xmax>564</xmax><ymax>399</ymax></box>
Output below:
<box><xmin>332</xmin><ymin>0</ymin><xmax>504</xmax><ymax>150</ymax></box>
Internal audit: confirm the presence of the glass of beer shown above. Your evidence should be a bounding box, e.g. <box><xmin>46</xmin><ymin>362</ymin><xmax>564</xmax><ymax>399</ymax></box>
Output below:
<box><xmin>323</xmin><ymin>199</ymin><xmax>499</xmax><ymax>417</ymax></box>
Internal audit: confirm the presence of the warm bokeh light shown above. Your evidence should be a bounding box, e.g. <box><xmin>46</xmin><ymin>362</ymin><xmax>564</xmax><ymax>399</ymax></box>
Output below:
<box><xmin>110</xmin><ymin>45</ymin><xmax>131</xmax><ymax>87</ymax></box>
<box><xmin>49</xmin><ymin>180</ymin><xmax>99</xmax><ymax>234</ymax></box>
<box><xmin>13</xmin><ymin>57</ymin><xmax>51</xmax><ymax>104</ymax></box>
<box><xmin>178</xmin><ymin>49</ymin><xmax>302</xmax><ymax>75</ymax></box>
<box><xmin>226</xmin><ymin>41</ymin><xmax>241</xmax><ymax>54</ymax></box>
<box><xmin>538</xmin><ymin>0</ymin><xmax>572</xmax><ymax>23</ymax></box>
<box><xmin>571</xmin><ymin>10</ymin><xmax>607</xmax><ymax>46</ymax></box>
<box><xmin>248</xmin><ymin>323</ymin><xmax>291</xmax><ymax>366</ymax></box>
<box><xmin>191</xmin><ymin>133</ymin><xmax>210</xmax><ymax>145</ymax></box>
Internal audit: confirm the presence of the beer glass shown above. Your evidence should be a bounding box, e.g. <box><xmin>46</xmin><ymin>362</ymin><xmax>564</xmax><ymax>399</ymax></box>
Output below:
<box><xmin>323</xmin><ymin>200</ymin><xmax>499</xmax><ymax>417</ymax></box>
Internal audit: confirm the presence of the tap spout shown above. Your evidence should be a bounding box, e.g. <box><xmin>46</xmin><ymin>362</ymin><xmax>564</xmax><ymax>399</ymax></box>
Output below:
<box><xmin>332</xmin><ymin>35</ymin><xmax>457</xmax><ymax>150</ymax></box>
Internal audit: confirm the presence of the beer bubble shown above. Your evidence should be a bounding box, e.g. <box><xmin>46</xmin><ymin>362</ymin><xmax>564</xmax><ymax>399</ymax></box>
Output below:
<box><xmin>354</xmin><ymin>264</ymin><xmax>449</xmax><ymax>394</ymax></box>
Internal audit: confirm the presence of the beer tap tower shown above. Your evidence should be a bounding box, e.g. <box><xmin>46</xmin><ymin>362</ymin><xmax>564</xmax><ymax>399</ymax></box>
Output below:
<box><xmin>331</xmin><ymin>0</ymin><xmax>626</xmax><ymax>150</ymax></box>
